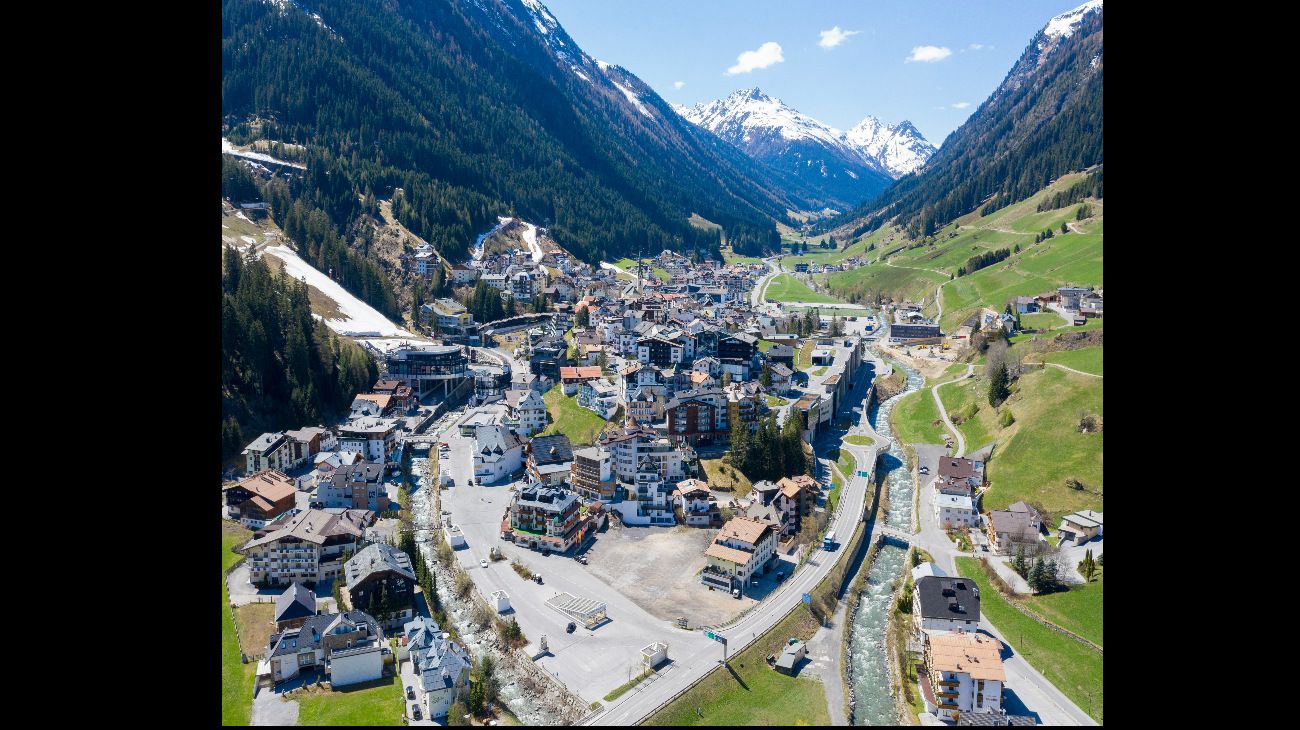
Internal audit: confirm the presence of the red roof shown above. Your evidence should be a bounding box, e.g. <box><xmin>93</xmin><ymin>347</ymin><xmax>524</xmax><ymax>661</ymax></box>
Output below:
<box><xmin>560</xmin><ymin>366</ymin><xmax>603</xmax><ymax>380</ymax></box>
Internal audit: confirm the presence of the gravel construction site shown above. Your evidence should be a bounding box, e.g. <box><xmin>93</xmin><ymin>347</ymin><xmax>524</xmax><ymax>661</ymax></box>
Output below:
<box><xmin>582</xmin><ymin>521</ymin><xmax>755</xmax><ymax>627</ymax></box>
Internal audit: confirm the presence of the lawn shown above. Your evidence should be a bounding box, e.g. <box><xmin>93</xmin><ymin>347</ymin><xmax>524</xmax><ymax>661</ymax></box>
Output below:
<box><xmin>935</xmin><ymin>378</ymin><xmax>999</xmax><ymax>453</ymax></box>
<box><xmin>612</xmin><ymin>258</ymin><xmax>670</xmax><ymax>283</ymax></box>
<box><xmin>845</xmin><ymin>435</ymin><xmax>875</xmax><ymax>446</ymax></box>
<box><xmin>956</xmin><ymin>558</ymin><xmax>1102</xmax><ymax>724</ymax></box>
<box><xmin>890</xmin><ymin>389</ymin><xmax>947</xmax><ymax>446</ymax></box>
<box><xmin>604</xmin><ymin>667</ymin><xmax>657</xmax><ymax>702</ymax></box>
<box><xmin>235</xmin><ymin>603</ymin><xmax>276</xmax><ymax>661</ymax></box>
<box><xmin>1021</xmin><ymin>575</ymin><xmax>1103</xmax><ymax>647</ymax></box>
<box><xmin>294</xmin><ymin>675</ymin><xmax>405</xmax><ymax>726</ymax></box>
<box><xmin>810</xmin><ymin>366</ymin><xmax>828</xmax><ymax>377</ymax></box>
<box><xmin>767</xmin><ymin>395</ymin><xmax>789</xmax><ymax>406</ymax></box>
<box><xmin>829</xmin><ymin>474</ymin><xmax>843</xmax><ymax>513</ymax></box>
<box><xmin>1040</xmin><ymin>346</ymin><xmax>1103</xmax><ymax>376</ymax></box>
<box><xmin>223</xmin><ymin>521</ymin><xmax>254</xmax><ymax>726</ymax></box>
<box><xmin>223</xmin><ymin>520</ymin><xmax>251</xmax><ymax>572</ymax></box>
<box><xmin>836</xmin><ymin>448</ymin><xmax>857</xmax><ymax>478</ymax></box>
<box><xmin>764</xmin><ymin>274</ymin><xmax>844</xmax><ymax>304</ymax></box>
<box><xmin>540</xmin><ymin>384</ymin><xmax>609</xmax><ymax>445</ymax></box>
<box><xmin>983</xmin><ymin>366</ymin><xmax>1102</xmax><ymax>515</ymax></box>
<box><xmin>797</xmin><ymin>340</ymin><xmax>816</xmax><ymax>369</ymax></box>
<box><xmin>1020</xmin><ymin>311</ymin><xmax>1067</xmax><ymax>331</ymax></box>
<box><xmin>701</xmin><ymin>457</ymin><xmax>753</xmax><ymax>493</ymax></box>
<box><xmin>643</xmin><ymin>604</ymin><xmax>829</xmax><ymax>726</ymax></box>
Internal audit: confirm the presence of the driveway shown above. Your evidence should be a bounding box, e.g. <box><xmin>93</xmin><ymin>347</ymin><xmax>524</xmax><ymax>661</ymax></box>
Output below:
<box><xmin>398</xmin><ymin>655</ymin><xmax>438</xmax><ymax>726</ymax></box>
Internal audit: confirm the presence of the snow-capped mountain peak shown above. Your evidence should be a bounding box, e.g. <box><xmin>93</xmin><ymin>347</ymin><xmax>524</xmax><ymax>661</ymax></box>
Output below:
<box><xmin>1043</xmin><ymin>0</ymin><xmax>1103</xmax><ymax>41</ymax></box>
<box><xmin>844</xmin><ymin>116</ymin><xmax>936</xmax><ymax>177</ymax></box>
<box><xmin>679</xmin><ymin>88</ymin><xmax>844</xmax><ymax>148</ymax></box>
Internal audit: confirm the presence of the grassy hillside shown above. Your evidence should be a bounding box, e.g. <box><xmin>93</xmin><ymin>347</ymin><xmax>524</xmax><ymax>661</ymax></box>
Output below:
<box><xmin>891</xmin><ymin>389</ymin><xmax>947</xmax><ymax>446</ymax></box>
<box><xmin>1038</xmin><ymin>346</ymin><xmax>1103</xmax><ymax>376</ymax></box>
<box><xmin>936</xmin><ymin>377</ymin><xmax>1000</xmax><ymax>453</ymax></box>
<box><xmin>816</xmin><ymin>172</ymin><xmax>1101</xmax><ymax>321</ymax></box>
<box><xmin>764</xmin><ymin>274</ymin><xmax>844</xmax><ymax>304</ymax></box>
<box><xmin>540</xmin><ymin>384</ymin><xmax>609</xmax><ymax>446</ymax></box>
<box><xmin>973</xmin><ymin>365</ymin><xmax>1103</xmax><ymax>516</ymax></box>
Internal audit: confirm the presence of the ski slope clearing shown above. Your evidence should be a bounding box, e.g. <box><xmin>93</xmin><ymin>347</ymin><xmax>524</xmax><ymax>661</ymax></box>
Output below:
<box><xmin>221</xmin><ymin>138</ymin><xmax>306</xmax><ymax>170</ymax></box>
<box><xmin>261</xmin><ymin>245</ymin><xmax>414</xmax><ymax>338</ymax></box>
<box><xmin>521</xmin><ymin>221</ymin><xmax>544</xmax><ymax>262</ymax></box>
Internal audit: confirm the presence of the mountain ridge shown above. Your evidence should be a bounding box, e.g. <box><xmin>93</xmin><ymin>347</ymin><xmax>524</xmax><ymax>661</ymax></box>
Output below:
<box><xmin>675</xmin><ymin>87</ymin><xmax>935</xmax><ymax>207</ymax></box>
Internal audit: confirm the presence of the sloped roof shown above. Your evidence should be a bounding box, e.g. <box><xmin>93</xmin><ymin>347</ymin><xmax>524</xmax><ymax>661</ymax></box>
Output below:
<box><xmin>344</xmin><ymin>542</ymin><xmax>416</xmax><ymax>591</ymax></box>
<box><xmin>275</xmin><ymin>582</ymin><xmax>316</xmax><ymax>623</ymax></box>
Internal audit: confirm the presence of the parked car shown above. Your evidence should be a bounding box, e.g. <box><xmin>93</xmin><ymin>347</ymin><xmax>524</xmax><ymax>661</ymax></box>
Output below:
<box><xmin>480</xmin><ymin>558</ymin><xmax>488</xmax><ymax>568</ymax></box>
<box><xmin>534</xmin><ymin>574</ymin><xmax>543</xmax><ymax>584</ymax></box>
<box><xmin>566</xmin><ymin>621</ymin><xmax>576</xmax><ymax>634</ymax></box>
<box><xmin>406</xmin><ymin>686</ymin><xmax>414</xmax><ymax>700</ymax></box>
<box><xmin>411</xmin><ymin>704</ymin><xmax>422</xmax><ymax>720</ymax></box>
<box><xmin>731</xmin><ymin>588</ymin><xmax>741</xmax><ymax>599</ymax></box>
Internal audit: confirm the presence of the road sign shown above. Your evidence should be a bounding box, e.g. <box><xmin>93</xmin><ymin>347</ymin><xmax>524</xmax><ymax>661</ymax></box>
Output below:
<box><xmin>704</xmin><ymin>630</ymin><xmax>727</xmax><ymax>645</ymax></box>
<box><xmin>858</xmin><ymin>470</ymin><xmax>870</xmax><ymax>477</ymax></box>
<box><xmin>802</xmin><ymin>592</ymin><xmax>812</xmax><ymax>605</ymax></box>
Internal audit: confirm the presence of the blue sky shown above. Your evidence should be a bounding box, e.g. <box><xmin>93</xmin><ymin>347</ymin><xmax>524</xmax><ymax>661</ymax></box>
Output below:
<box><xmin>541</xmin><ymin>0</ymin><xmax>1088</xmax><ymax>146</ymax></box>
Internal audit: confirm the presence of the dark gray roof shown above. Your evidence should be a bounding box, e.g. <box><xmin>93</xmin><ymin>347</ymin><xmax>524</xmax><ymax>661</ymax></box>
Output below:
<box><xmin>915</xmin><ymin>576</ymin><xmax>981</xmax><ymax>622</ymax></box>
<box><xmin>330</xmin><ymin>462</ymin><xmax>386</xmax><ymax>490</ymax></box>
<box><xmin>275</xmin><ymin>582</ymin><xmax>317</xmax><ymax>623</ymax></box>
<box><xmin>344</xmin><ymin>542</ymin><xmax>417</xmax><ymax>591</ymax></box>
<box><xmin>268</xmin><ymin>610</ymin><xmax>379</xmax><ymax>657</ymax></box>
<box><xmin>530</xmin><ymin>434</ymin><xmax>574</xmax><ymax>465</ymax></box>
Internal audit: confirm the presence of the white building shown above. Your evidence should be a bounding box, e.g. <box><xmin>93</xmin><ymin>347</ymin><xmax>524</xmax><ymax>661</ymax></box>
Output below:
<box><xmin>578</xmin><ymin>379</ymin><xmax>619</xmax><ymax>419</ymax></box>
<box><xmin>922</xmin><ymin>631</ymin><xmax>1005</xmax><ymax>720</ymax></box>
<box><xmin>337</xmin><ymin>418</ymin><xmax>399</xmax><ymax>463</ymax></box>
<box><xmin>934</xmin><ymin>493</ymin><xmax>978</xmax><ymax>529</ymax></box>
<box><xmin>243</xmin><ymin>432</ymin><xmax>291</xmax><ymax>476</ymax></box>
<box><xmin>518</xmin><ymin>388</ymin><xmax>549</xmax><ymax>437</ymax></box>
<box><xmin>472</xmin><ymin>425</ymin><xmax>524</xmax><ymax>484</ymax></box>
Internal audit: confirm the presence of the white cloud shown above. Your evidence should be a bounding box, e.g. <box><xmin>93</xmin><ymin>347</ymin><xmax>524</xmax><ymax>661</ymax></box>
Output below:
<box><xmin>968</xmin><ymin>43</ymin><xmax>988</xmax><ymax>51</ymax></box>
<box><xmin>726</xmin><ymin>41</ymin><xmax>784</xmax><ymax>75</ymax></box>
<box><xmin>952</xmin><ymin>101</ymin><xmax>971</xmax><ymax>109</ymax></box>
<box><xmin>819</xmin><ymin>26</ymin><xmax>862</xmax><ymax>49</ymax></box>
<box><xmin>906</xmin><ymin>45</ymin><xmax>952</xmax><ymax>63</ymax></box>
<box><xmin>673</xmin><ymin>81</ymin><xmax>685</xmax><ymax>89</ymax></box>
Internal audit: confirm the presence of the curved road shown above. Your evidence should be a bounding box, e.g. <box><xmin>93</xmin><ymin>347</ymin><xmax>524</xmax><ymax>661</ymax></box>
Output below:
<box><xmin>931</xmin><ymin>363</ymin><xmax>975</xmax><ymax>457</ymax></box>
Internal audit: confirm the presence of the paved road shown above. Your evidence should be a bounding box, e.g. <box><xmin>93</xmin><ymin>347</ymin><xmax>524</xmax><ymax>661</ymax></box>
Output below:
<box><xmin>931</xmin><ymin>364</ymin><xmax>974</xmax><ymax>458</ymax></box>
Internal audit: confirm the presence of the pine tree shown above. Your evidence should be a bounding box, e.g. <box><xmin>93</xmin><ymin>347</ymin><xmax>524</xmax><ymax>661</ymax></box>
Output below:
<box><xmin>760</xmin><ymin>361</ymin><xmax>772</xmax><ymax>388</ymax></box>
<box><xmin>1079</xmin><ymin>548</ymin><xmax>1096</xmax><ymax>581</ymax></box>
<box><xmin>1028</xmin><ymin>556</ymin><xmax>1046</xmax><ymax>592</ymax></box>
<box><xmin>988</xmin><ymin>362</ymin><xmax>1010</xmax><ymax>406</ymax></box>
<box><xmin>1012</xmin><ymin>547</ymin><xmax>1028</xmax><ymax>578</ymax></box>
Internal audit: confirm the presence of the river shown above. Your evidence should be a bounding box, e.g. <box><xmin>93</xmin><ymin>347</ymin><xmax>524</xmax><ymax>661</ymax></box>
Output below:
<box><xmin>847</xmin><ymin>352</ymin><xmax>925</xmax><ymax>725</ymax></box>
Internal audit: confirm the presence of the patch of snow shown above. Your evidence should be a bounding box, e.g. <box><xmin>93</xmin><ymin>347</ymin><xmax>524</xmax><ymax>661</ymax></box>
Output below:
<box><xmin>261</xmin><ymin>244</ymin><xmax>415</xmax><ymax>338</ymax></box>
<box><xmin>222</xmin><ymin>137</ymin><xmax>307</xmax><ymax>170</ymax></box>
<box><xmin>572</xmin><ymin>68</ymin><xmax>591</xmax><ymax>82</ymax></box>
<box><xmin>845</xmin><ymin>170</ymin><xmax>859</xmax><ymax>180</ymax></box>
<box><xmin>612</xmin><ymin>80</ymin><xmax>653</xmax><ymax>119</ymax></box>
<box><xmin>263</xmin><ymin>0</ymin><xmax>339</xmax><ymax>38</ymax></box>
<box><xmin>521</xmin><ymin>222</ymin><xmax>544</xmax><ymax>263</ymax></box>
<box><xmin>235</xmin><ymin>211</ymin><xmax>252</xmax><ymax>222</ymax></box>
<box><xmin>241</xmin><ymin>235</ymin><xmax>257</xmax><ymax>244</ymax></box>
<box><xmin>595</xmin><ymin>59</ymin><xmax>611</xmax><ymax>71</ymax></box>
<box><xmin>1043</xmin><ymin>0</ymin><xmax>1102</xmax><ymax>40</ymax></box>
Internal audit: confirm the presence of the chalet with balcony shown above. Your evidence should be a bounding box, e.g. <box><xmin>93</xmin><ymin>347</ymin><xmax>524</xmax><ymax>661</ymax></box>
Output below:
<box><xmin>921</xmin><ymin>631</ymin><xmax>1005</xmax><ymax>721</ymax></box>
